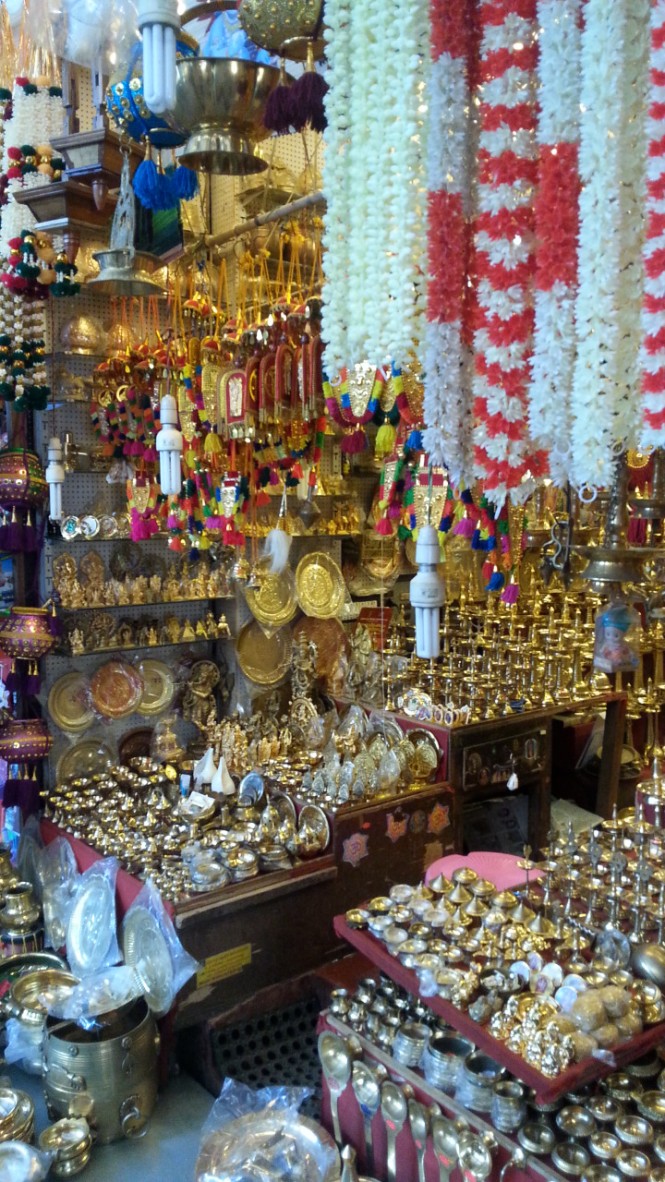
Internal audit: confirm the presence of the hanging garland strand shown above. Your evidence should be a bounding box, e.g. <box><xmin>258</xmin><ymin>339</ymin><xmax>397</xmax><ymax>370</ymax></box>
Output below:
<box><xmin>471</xmin><ymin>0</ymin><xmax>547</xmax><ymax>511</ymax></box>
<box><xmin>527</xmin><ymin>0</ymin><xmax>581</xmax><ymax>488</ymax></box>
<box><xmin>641</xmin><ymin>0</ymin><xmax>665</xmax><ymax>443</ymax></box>
<box><xmin>421</xmin><ymin>0</ymin><xmax>474</xmax><ymax>487</ymax></box>
<box><xmin>570</xmin><ymin>0</ymin><xmax>648</xmax><ymax>487</ymax></box>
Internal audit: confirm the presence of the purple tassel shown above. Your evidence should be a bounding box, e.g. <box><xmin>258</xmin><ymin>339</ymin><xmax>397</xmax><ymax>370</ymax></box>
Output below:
<box><xmin>5</xmin><ymin>662</ymin><xmax>22</xmax><ymax>693</ymax></box>
<box><xmin>485</xmin><ymin>569</ymin><xmax>505</xmax><ymax>592</ymax></box>
<box><xmin>263</xmin><ymin>81</ymin><xmax>294</xmax><ymax>134</ymax></box>
<box><xmin>289</xmin><ymin>70</ymin><xmax>328</xmax><ymax>133</ymax></box>
<box><xmin>24</xmin><ymin>663</ymin><xmax>40</xmax><ymax>695</ymax></box>
<box><xmin>501</xmin><ymin>580</ymin><xmax>520</xmax><ymax>605</ymax></box>
<box><xmin>48</xmin><ymin>611</ymin><xmax>62</xmax><ymax>639</ymax></box>
<box><xmin>23</xmin><ymin>520</ymin><xmax>38</xmax><ymax>552</ymax></box>
<box><xmin>6</xmin><ymin>511</ymin><xmax>23</xmax><ymax>551</ymax></box>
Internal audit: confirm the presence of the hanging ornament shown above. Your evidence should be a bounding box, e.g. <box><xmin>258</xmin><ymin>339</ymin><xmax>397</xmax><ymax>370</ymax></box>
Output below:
<box><xmin>409</xmin><ymin>516</ymin><xmax>444</xmax><ymax>659</ymax></box>
<box><xmin>45</xmin><ymin>435</ymin><xmax>64</xmax><ymax>521</ymax></box>
<box><xmin>640</xmin><ymin>0</ymin><xmax>665</xmax><ymax>446</ymax></box>
<box><xmin>156</xmin><ymin>392</ymin><xmax>183</xmax><ymax>495</ymax></box>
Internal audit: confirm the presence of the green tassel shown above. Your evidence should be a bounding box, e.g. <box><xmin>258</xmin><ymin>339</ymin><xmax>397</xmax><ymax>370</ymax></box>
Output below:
<box><xmin>375</xmin><ymin>422</ymin><xmax>396</xmax><ymax>458</ymax></box>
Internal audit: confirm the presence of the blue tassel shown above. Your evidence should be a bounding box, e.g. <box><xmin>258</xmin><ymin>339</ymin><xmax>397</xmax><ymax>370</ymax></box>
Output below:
<box><xmin>485</xmin><ymin>570</ymin><xmax>505</xmax><ymax>592</ymax></box>
<box><xmin>171</xmin><ymin>165</ymin><xmax>199</xmax><ymax>200</ymax></box>
<box><xmin>439</xmin><ymin>513</ymin><xmax>453</xmax><ymax>533</ymax></box>
<box><xmin>406</xmin><ymin>428</ymin><xmax>423</xmax><ymax>451</ymax></box>
<box><xmin>461</xmin><ymin>488</ymin><xmax>473</xmax><ymax>505</ymax></box>
<box><xmin>133</xmin><ymin>158</ymin><xmax>177</xmax><ymax>211</ymax></box>
<box><xmin>471</xmin><ymin>528</ymin><xmax>482</xmax><ymax>549</ymax></box>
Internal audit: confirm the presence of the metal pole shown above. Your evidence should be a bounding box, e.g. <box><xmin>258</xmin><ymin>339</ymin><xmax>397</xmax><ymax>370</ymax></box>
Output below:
<box><xmin>204</xmin><ymin>189</ymin><xmax>325</xmax><ymax>250</ymax></box>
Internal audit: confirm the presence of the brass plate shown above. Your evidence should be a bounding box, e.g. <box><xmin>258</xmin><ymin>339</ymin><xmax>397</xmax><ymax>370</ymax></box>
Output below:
<box><xmin>295</xmin><ymin>551</ymin><xmax>345</xmax><ymax>619</ymax></box>
<box><xmin>137</xmin><ymin>659</ymin><xmax>175</xmax><ymax>717</ymax></box>
<box><xmin>244</xmin><ymin>563</ymin><xmax>298</xmax><ymax>629</ymax></box>
<box><xmin>292</xmin><ymin>616</ymin><xmax>349</xmax><ymax>681</ymax></box>
<box><xmin>236</xmin><ymin>621</ymin><xmax>292</xmax><ymax>685</ymax></box>
<box><xmin>48</xmin><ymin>672</ymin><xmax>94</xmax><ymax>733</ymax></box>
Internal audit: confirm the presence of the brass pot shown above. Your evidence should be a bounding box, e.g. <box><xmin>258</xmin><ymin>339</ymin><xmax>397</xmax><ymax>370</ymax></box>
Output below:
<box><xmin>238</xmin><ymin>0</ymin><xmax>324</xmax><ymax>58</ymax></box>
<box><xmin>44</xmin><ymin>999</ymin><xmax>159</xmax><ymax>1144</ymax></box>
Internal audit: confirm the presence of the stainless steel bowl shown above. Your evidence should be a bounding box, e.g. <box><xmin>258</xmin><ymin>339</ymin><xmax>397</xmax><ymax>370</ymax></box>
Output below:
<box><xmin>169</xmin><ymin>58</ymin><xmax>283</xmax><ymax>175</ymax></box>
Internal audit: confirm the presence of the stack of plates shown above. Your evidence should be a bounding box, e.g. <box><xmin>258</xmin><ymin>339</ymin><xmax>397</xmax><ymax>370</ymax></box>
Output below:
<box><xmin>0</xmin><ymin>1088</ymin><xmax>35</xmax><ymax>1144</ymax></box>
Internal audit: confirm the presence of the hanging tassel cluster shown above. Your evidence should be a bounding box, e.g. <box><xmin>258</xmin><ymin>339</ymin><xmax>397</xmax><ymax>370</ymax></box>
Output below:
<box><xmin>50</xmin><ymin>251</ymin><xmax>80</xmax><ymax>297</ymax></box>
<box><xmin>133</xmin><ymin>143</ymin><xmax>198</xmax><ymax>211</ymax></box>
<box><xmin>263</xmin><ymin>45</ymin><xmax>327</xmax><ymax>135</ymax></box>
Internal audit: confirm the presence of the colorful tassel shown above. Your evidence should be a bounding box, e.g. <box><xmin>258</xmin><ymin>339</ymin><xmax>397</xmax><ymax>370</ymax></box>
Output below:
<box><xmin>133</xmin><ymin>150</ymin><xmax>176</xmax><ymax>211</ymax></box>
<box><xmin>171</xmin><ymin>165</ymin><xmax>198</xmax><ymax>201</ymax></box>
<box><xmin>485</xmin><ymin>566</ymin><xmax>505</xmax><ymax>592</ymax></box>
<box><xmin>453</xmin><ymin>513</ymin><xmax>476</xmax><ymax>539</ymax></box>
<box><xmin>264</xmin><ymin>60</ymin><xmax>294</xmax><ymax>134</ymax></box>
<box><xmin>501</xmin><ymin>576</ymin><xmax>520</xmax><ymax>605</ymax></box>
<box><xmin>375</xmin><ymin>422</ymin><xmax>396</xmax><ymax>458</ymax></box>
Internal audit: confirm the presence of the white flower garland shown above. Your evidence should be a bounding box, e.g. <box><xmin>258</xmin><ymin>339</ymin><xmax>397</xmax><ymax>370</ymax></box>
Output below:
<box><xmin>527</xmin><ymin>0</ymin><xmax>581</xmax><ymax>488</ymax></box>
<box><xmin>640</xmin><ymin>0</ymin><xmax>665</xmax><ymax>446</ymax></box>
<box><xmin>320</xmin><ymin>0</ymin><xmax>351</xmax><ymax>377</ymax></box>
<box><xmin>570</xmin><ymin>0</ymin><xmax>643</xmax><ymax>488</ymax></box>
<box><xmin>321</xmin><ymin>0</ymin><xmax>429</xmax><ymax>376</ymax></box>
<box><xmin>421</xmin><ymin>0</ymin><xmax>473</xmax><ymax>487</ymax></box>
<box><xmin>614</xmin><ymin>0</ymin><xmax>650</xmax><ymax>446</ymax></box>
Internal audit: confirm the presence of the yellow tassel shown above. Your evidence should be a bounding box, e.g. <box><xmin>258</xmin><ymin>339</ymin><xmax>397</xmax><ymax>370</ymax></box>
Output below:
<box><xmin>204</xmin><ymin>432</ymin><xmax>223</xmax><ymax>455</ymax></box>
<box><xmin>375</xmin><ymin>423</ymin><xmax>396</xmax><ymax>458</ymax></box>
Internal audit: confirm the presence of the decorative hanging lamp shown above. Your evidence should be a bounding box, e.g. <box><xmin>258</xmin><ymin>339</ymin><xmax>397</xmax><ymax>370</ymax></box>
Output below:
<box><xmin>88</xmin><ymin>148</ymin><xmax>167</xmax><ymax>297</ymax></box>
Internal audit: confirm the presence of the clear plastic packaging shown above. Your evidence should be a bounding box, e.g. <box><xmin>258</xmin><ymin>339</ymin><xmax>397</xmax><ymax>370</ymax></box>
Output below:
<box><xmin>16</xmin><ymin>817</ymin><xmax>43</xmax><ymax>900</ymax></box>
<box><xmin>196</xmin><ymin>1079</ymin><xmax>338</xmax><ymax>1182</ymax></box>
<box><xmin>39</xmin><ymin>838</ymin><xmax>80</xmax><ymax>952</ymax></box>
<box><xmin>0</xmin><ymin>1140</ymin><xmax>53</xmax><ymax>1180</ymax></box>
<box><xmin>4</xmin><ymin>1017</ymin><xmax>44</xmax><ymax>1075</ymax></box>
<box><xmin>122</xmin><ymin>879</ymin><xmax>199</xmax><ymax>1016</ymax></box>
<box><xmin>65</xmin><ymin>857</ymin><xmax>120</xmax><ymax>979</ymax></box>
<box><xmin>42</xmin><ymin>965</ymin><xmax>142</xmax><ymax>1028</ymax></box>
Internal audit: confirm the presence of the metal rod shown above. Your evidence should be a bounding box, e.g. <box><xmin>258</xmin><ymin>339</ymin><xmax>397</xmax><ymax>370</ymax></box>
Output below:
<box><xmin>204</xmin><ymin>189</ymin><xmax>325</xmax><ymax>250</ymax></box>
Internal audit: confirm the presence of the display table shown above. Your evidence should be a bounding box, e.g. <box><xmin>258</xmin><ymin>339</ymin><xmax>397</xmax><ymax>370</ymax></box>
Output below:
<box><xmin>41</xmin><ymin>781</ymin><xmax>454</xmax><ymax>1028</ymax></box>
<box><xmin>318</xmin><ymin>1012</ymin><xmax>566</xmax><ymax>1182</ymax></box>
<box><xmin>381</xmin><ymin>692</ymin><xmax>627</xmax><ymax>851</ymax></box>
<box><xmin>5</xmin><ymin>1064</ymin><xmax>212</xmax><ymax>1182</ymax></box>
<box><xmin>332</xmin><ymin>912</ymin><xmax>665</xmax><ymax>1104</ymax></box>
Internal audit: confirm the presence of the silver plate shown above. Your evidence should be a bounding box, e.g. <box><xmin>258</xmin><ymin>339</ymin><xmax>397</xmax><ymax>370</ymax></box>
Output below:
<box><xmin>298</xmin><ymin>804</ymin><xmax>331</xmax><ymax>851</ymax></box>
<box><xmin>196</xmin><ymin>1111</ymin><xmax>339</xmax><ymax>1182</ymax></box>
<box><xmin>238</xmin><ymin>772</ymin><xmax>265</xmax><ymax>805</ymax></box>
<box><xmin>66</xmin><ymin>877</ymin><xmax>116</xmax><ymax>975</ymax></box>
<box><xmin>122</xmin><ymin>906</ymin><xmax>175</xmax><ymax>1015</ymax></box>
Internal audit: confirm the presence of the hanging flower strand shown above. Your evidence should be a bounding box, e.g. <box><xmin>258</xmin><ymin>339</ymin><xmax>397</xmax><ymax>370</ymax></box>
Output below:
<box><xmin>421</xmin><ymin>0</ymin><xmax>474</xmax><ymax>487</ymax></box>
<box><xmin>471</xmin><ymin>0</ymin><xmax>547</xmax><ymax>511</ymax></box>
<box><xmin>527</xmin><ymin>0</ymin><xmax>581</xmax><ymax>488</ymax></box>
<box><xmin>570</xmin><ymin>0</ymin><xmax>648</xmax><ymax>487</ymax></box>
<box><xmin>640</xmin><ymin>0</ymin><xmax>665</xmax><ymax>446</ymax></box>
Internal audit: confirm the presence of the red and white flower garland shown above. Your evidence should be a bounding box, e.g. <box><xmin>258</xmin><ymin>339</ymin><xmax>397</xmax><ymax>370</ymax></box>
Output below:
<box><xmin>570</xmin><ymin>0</ymin><xmax>648</xmax><ymax>488</ymax></box>
<box><xmin>640</xmin><ymin>0</ymin><xmax>665</xmax><ymax>446</ymax></box>
<box><xmin>421</xmin><ymin>0</ymin><xmax>474</xmax><ymax>488</ymax></box>
<box><xmin>470</xmin><ymin>0</ymin><xmax>547</xmax><ymax>510</ymax></box>
<box><xmin>527</xmin><ymin>0</ymin><xmax>581</xmax><ymax>488</ymax></box>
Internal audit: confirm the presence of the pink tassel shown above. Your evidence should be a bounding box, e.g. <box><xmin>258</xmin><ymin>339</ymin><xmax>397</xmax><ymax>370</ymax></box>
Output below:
<box><xmin>453</xmin><ymin>516</ymin><xmax>476</xmax><ymax>539</ymax></box>
<box><xmin>341</xmin><ymin>428</ymin><xmax>367</xmax><ymax>454</ymax></box>
<box><xmin>269</xmin><ymin>469</ymin><xmax>280</xmax><ymax>485</ymax></box>
<box><xmin>206</xmin><ymin>516</ymin><xmax>223</xmax><ymax>528</ymax></box>
<box><xmin>500</xmin><ymin>534</ymin><xmax>510</xmax><ymax>553</ymax></box>
<box><xmin>376</xmin><ymin>517</ymin><xmax>393</xmax><ymax>536</ymax></box>
<box><xmin>628</xmin><ymin>516</ymin><xmax>647</xmax><ymax>545</ymax></box>
<box><xmin>167</xmin><ymin>513</ymin><xmax>180</xmax><ymax>529</ymax></box>
<box><xmin>501</xmin><ymin>581</ymin><xmax>520</xmax><ymax>605</ymax></box>
<box><xmin>388</xmin><ymin>503</ymin><xmax>401</xmax><ymax>519</ymax></box>
<box><xmin>143</xmin><ymin>446</ymin><xmax>157</xmax><ymax>462</ymax></box>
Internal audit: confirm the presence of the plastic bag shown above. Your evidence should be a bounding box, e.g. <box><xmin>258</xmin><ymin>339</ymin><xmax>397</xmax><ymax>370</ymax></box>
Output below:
<box><xmin>43</xmin><ymin>965</ymin><xmax>142</xmax><ymax>1029</ymax></box>
<box><xmin>37</xmin><ymin>837</ymin><xmax>77</xmax><ymax>889</ymax></box>
<box><xmin>0</xmin><ymin>1141</ymin><xmax>53</xmax><ymax>1180</ymax></box>
<box><xmin>17</xmin><ymin>817</ymin><xmax>44</xmax><ymax>899</ymax></box>
<box><xmin>202</xmin><ymin>1079</ymin><xmax>313</xmax><ymax>1140</ymax></box>
<box><xmin>66</xmin><ymin>857</ymin><xmax>120</xmax><ymax>979</ymax></box>
<box><xmin>196</xmin><ymin>1079</ymin><xmax>339</xmax><ymax>1182</ymax></box>
<box><xmin>4</xmin><ymin>1017</ymin><xmax>44</xmax><ymax>1074</ymax></box>
<box><xmin>42</xmin><ymin>877</ymin><xmax>79</xmax><ymax>952</ymax></box>
<box><xmin>122</xmin><ymin>879</ymin><xmax>199</xmax><ymax>1016</ymax></box>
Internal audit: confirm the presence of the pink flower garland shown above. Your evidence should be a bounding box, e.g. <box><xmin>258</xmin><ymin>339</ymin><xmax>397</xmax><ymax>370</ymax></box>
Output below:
<box><xmin>421</xmin><ymin>0</ymin><xmax>474</xmax><ymax>487</ymax></box>
<box><xmin>641</xmin><ymin>0</ymin><xmax>665</xmax><ymax>444</ymax></box>
<box><xmin>471</xmin><ymin>0</ymin><xmax>548</xmax><ymax>510</ymax></box>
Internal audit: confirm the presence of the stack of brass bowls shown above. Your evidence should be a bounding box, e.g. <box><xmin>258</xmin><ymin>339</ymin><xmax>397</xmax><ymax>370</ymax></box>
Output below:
<box><xmin>0</xmin><ymin>1087</ymin><xmax>35</xmax><ymax>1143</ymax></box>
<box><xmin>39</xmin><ymin>1118</ymin><xmax>92</xmax><ymax>1178</ymax></box>
<box><xmin>0</xmin><ymin>880</ymin><xmax>43</xmax><ymax>954</ymax></box>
